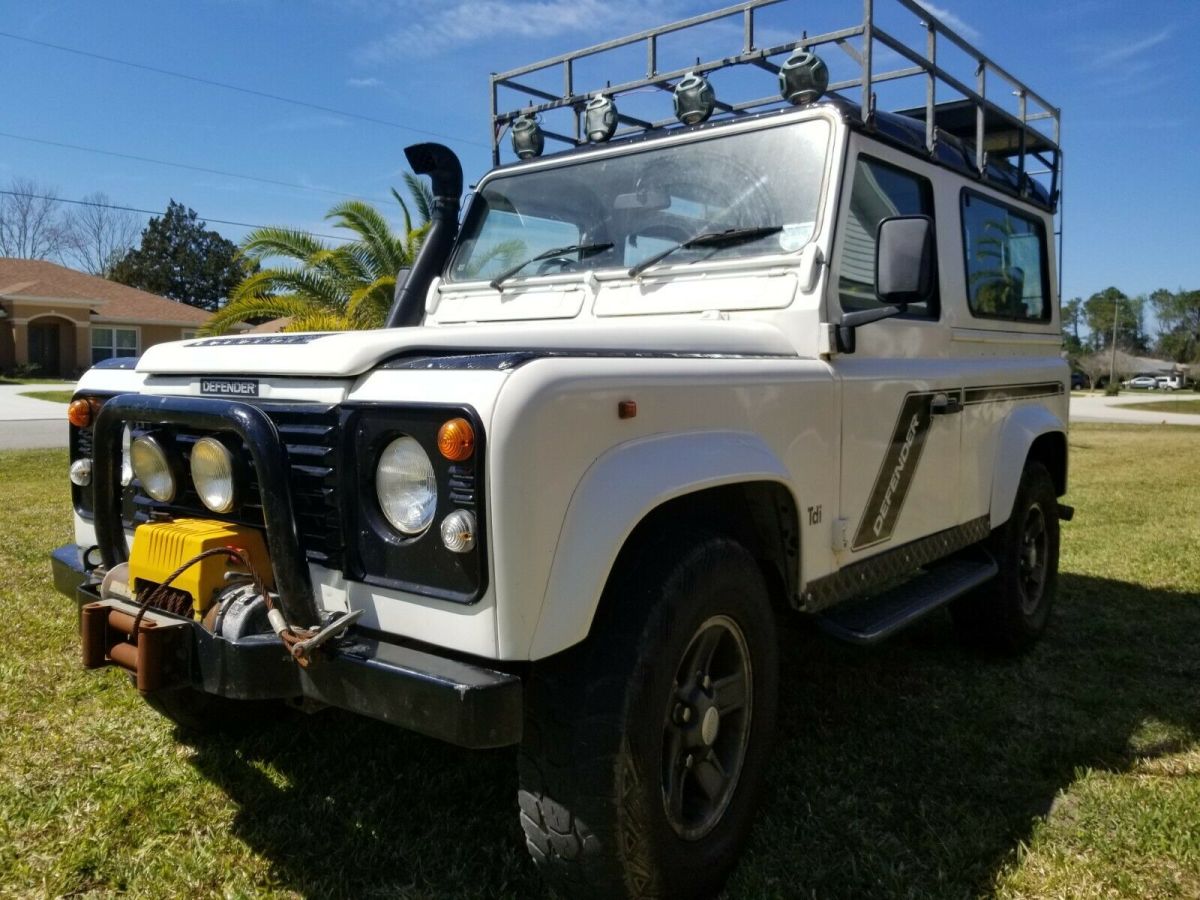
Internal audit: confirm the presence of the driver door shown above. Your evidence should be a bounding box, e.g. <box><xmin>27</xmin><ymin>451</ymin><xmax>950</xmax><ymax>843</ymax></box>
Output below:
<box><xmin>829</xmin><ymin>149</ymin><xmax>962</xmax><ymax>562</ymax></box>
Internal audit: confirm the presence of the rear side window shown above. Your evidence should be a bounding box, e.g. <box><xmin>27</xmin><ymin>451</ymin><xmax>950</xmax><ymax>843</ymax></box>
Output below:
<box><xmin>838</xmin><ymin>156</ymin><xmax>937</xmax><ymax>319</ymax></box>
<box><xmin>961</xmin><ymin>191</ymin><xmax>1049</xmax><ymax>321</ymax></box>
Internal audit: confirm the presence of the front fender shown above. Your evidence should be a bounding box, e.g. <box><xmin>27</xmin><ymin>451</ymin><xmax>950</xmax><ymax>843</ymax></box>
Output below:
<box><xmin>527</xmin><ymin>430</ymin><xmax>793</xmax><ymax>659</ymax></box>
<box><xmin>990</xmin><ymin>405</ymin><xmax>1066</xmax><ymax>529</ymax></box>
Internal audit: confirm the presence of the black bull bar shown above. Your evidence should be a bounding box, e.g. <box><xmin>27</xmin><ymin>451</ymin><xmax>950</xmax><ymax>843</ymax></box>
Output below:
<box><xmin>93</xmin><ymin>393</ymin><xmax>320</xmax><ymax>627</ymax></box>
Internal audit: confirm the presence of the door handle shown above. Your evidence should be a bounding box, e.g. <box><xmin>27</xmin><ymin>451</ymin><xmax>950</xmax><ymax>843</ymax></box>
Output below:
<box><xmin>931</xmin><ymin>392</ymin><xmax>963</xmax><ymax>415</ymax></box>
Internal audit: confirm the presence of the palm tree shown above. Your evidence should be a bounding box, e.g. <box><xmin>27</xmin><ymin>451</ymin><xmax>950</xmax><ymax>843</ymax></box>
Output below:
<box><xmin>201</xmin><ymin>176</ymin><xmax>433</xmax><ymax>334</ymax></box>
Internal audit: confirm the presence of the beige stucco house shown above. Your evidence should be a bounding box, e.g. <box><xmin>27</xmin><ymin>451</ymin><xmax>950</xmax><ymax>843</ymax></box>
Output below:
<box><xmin>0</xmin><ymin>259</ymin><xmax>210</xmax><ymax>377</ymax></box>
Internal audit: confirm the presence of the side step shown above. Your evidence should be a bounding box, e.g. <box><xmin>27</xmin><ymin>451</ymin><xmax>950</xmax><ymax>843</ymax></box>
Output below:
<box><xmin>817</xmin><ymin>556</ymin><xmax>999</xmax><ymax>645</ymax></box>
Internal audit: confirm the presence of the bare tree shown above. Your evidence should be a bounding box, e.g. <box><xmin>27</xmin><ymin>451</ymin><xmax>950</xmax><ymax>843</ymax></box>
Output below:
<box><xmin>63</xmin><ymin>192</ymin><xmax>143</xmax><ymax>275</ymax></box>
<box><xmin>0</xmin><ymin>177</ymin><xmax>72</xmax><ymax>260</ymax></box>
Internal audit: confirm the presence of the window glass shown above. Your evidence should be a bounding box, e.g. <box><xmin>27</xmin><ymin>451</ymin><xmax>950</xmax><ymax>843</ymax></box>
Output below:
<box><xmin>961</xmin><ymin>192</ymin><xmax>1049</xmax><ymax>321</ymax></box>
<box><xmin>838</xmin><ymin>157</ymin><xmax>937</xmax><ymax>317</ymax></box>
<box><xmin>448</xmin><ymin>120</ymin><xmax>830</xmax><ymax>283</ymax></box>
<box><xmin>91</xmin><ymin>327</ymin><xmax>137</xmax><ymax>364</ymax></box>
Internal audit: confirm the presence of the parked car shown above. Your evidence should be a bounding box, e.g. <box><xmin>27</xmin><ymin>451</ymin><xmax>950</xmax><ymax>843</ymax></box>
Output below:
<box><xmin>1071</xmin><ymin>371</ymin><xmax>1091</xmax><ymax>390</ymax></box>
<box><xmin>1155</xmin><ymin>375</ymin><xmax>1184</xmax><ymax>391</ymax></box>
<box><xmin>1123</xmin><ymin>375</ymin><xmax>1160</xmax><ymax>390</ymax></box>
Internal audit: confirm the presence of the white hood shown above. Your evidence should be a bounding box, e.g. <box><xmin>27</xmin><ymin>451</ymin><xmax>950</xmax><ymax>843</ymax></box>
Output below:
<box><xmin>136</xmin><ymin>319</ymin><xmax>799</xmax><ymax>377</ymax></box>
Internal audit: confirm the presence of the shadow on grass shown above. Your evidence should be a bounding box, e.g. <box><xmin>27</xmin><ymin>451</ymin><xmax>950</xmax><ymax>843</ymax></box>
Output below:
<box><xmin>184</xmin><ymin>573</ymin><xmax>1200</xmax><ymax>899</ymax></box>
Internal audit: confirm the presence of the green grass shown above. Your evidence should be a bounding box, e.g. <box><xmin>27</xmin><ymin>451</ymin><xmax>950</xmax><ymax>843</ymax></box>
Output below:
<box><xmin>0</xmin><ymin>377</ymin><xmax>73</xmax><ymax>386</ymax></box>
<box><xmin>17</xmin><ymin>390</ymin><xmax>75</xmax><ymax>404</ymax></box>
<box><xmin>1121</xmin><ymin>398</ymin><xmax>1200</xmax><ymax>415</ymax></box>
<box><xmin>2</xmin><ymin>425</ymin><xmax>1199</xmax><ymax>898</ymax></box>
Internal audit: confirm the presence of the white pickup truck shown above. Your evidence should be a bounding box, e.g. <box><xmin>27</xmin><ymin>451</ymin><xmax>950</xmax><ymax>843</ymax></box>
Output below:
<box><xmin>51</xmin><ymin>2</ymin><xmax>1071</xmax><ymax>897</ymax></box>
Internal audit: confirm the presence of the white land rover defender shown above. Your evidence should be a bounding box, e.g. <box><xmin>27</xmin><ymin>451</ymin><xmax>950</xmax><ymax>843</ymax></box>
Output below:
<box><xmin>51</xmin><ymin>1</ymin><xmax>1072</xmax><ymax>896</ymax></box>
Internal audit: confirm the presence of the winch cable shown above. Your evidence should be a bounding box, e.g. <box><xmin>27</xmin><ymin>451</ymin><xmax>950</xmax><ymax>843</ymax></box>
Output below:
<box><xmin>130</xmin><ymin>546</ymin><xmax>321</xmax><ymax>666</ymax></box>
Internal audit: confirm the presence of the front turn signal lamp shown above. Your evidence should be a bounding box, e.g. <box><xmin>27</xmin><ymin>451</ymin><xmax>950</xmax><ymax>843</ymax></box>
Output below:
<box><xmin>68</xmin><ymin>397</ymin><xmax>102</xmax><ymax>428</ymax></box>
<box><xmin>437</xmin><ymin>417</ymin><xmax>475</xmax><ymax>462</ymax></box>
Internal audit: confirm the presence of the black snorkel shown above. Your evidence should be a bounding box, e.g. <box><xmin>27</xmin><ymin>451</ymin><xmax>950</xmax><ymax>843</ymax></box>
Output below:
<box><xmin>386</xmin><ymin>142</ymin><xmax>463</xmax><ymax>328</ymax></box>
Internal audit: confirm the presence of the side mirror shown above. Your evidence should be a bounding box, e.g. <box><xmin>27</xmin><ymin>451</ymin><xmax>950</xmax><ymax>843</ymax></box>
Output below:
<box><xmin>835</xmin><ymin>216</ymin><xmax>935</xmax><ymax>354</ymax></box>
<box><xmin>875</xmin><ymin>215</ymin><xmax>935</xmax><ymax>305</ymax></box>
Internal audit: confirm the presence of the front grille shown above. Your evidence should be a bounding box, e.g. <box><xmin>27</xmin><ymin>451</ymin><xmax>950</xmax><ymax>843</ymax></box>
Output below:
<box><xmin>126</xmin><ymin>402</ymin><xmax>344</xmax><ymax>570</ymax></box>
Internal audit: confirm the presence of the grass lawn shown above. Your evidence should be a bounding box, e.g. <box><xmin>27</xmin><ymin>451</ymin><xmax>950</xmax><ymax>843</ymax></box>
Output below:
<box><xmin>17</xmin><ymin>390</ymin><xmax>75</xmax><ymax>404</ymax></box>
<box><xmin>1122</xmin><ymin>398</ymin><xmax>1200</xmax><ymax>415</ymax></box>
<box><xmin>2</xmin><ymin>424</ymin><xmax>1198</xmax><ymax>898</ymax></box>
<box><xmin>0</xmin><ymin>377</ymin><xmax>73</xmax><ymax>386</ymax></box>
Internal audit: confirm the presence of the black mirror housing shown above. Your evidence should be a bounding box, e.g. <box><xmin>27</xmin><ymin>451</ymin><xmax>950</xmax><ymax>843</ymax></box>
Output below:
<box><xmin>875</xmin><ymin>215</ymin><xmax>935</xmax><ymax>305</ymax></box>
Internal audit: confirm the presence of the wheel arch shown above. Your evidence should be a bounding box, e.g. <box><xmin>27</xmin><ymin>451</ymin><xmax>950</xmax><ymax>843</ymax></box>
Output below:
<box><xmin>990</xmin><ymin>406</ymin><xmax>1067</xmax><ymax>529</ymax></box>
<box><xmin>526</xmin><ymin>431</ymin><xmax>799</xmax><ymax>659</ymax></box>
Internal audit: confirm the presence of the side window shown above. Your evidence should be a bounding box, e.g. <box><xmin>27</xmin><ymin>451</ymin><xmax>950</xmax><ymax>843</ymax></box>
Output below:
<box><xmin>838</xmin><ymin>156</ymin><xmax>937</xmax><ymax>318</ymax></box>
<box><xmin>961</xmin><ymin>191</ymin><xmax>1049</xmax><ymax>321</ymax></box>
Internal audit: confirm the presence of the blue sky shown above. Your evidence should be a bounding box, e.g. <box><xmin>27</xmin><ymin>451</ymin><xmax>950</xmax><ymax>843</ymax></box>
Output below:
<box><xmin>1</xmin><ymin>0</ymin><xmax>1197</xmax><ymax>329</ymax></box>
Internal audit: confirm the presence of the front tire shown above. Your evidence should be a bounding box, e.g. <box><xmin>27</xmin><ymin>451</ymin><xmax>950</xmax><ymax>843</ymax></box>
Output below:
<box><xmin>518</xmin><ymin>534</ymin><xmax>779</xmax><ymax>899</ymax></box>
<box><xmin>952</xmin><ymin>460</ymin><xmax>1060</xmax><ymax>652</ymax></box>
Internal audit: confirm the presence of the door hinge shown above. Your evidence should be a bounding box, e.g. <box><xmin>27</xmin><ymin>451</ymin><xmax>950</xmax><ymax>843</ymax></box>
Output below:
<box><xmin>832</xmin><ymin>517</ymin><xmax>850</xmax><ymax>552</ymax></box>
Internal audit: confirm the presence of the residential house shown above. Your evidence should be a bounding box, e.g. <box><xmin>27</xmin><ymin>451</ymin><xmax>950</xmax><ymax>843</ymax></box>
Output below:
<box><xmin>0</xmin><ymin>258</ymin><xmax>210</xmax><ymax>377</ymax></box>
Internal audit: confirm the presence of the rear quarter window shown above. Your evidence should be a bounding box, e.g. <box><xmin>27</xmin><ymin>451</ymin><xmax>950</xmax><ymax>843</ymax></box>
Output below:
<box><xmin>961</xmin><ymin>190</ymin><xmax>1050</xmax><ymax>322</ymax></box>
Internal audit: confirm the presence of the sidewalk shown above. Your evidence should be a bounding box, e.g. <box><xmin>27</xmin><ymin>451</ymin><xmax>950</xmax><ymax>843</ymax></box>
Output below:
<box><xmin>0</xmin><ymin>385</ymin><xmax>69</xmax><ymax>449</ymax></box>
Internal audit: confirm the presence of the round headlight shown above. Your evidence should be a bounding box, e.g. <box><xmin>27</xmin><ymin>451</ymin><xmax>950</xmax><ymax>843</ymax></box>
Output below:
<box><xmin>130</xmin><ymin>434</ymin><xmax>176</xmax><ymax>502</ymax></box>
<box><xmin>191</xmin><ymin>437</ymin><xmax>237</xmax><ymax>513</ymax></box>
<box><xmin>376</xmin><ymin>436</ymin><xmax>437</xmax><ymax>535</ymax></box>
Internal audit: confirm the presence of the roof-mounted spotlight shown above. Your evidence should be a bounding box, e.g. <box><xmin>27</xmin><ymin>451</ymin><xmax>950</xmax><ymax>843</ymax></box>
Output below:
<box><xmin>511</xmin><ymin>114</ymin><xmax>544</xmax><ymax>159</ymax></box>
<box><xmin>779</xmin><ymin>50</ymin><xmax>829</xmax><ymax>105</ymax></box>
<box><xmin>585</xmin><ymin>94</ymin><xmax>618</xmax><ymax>143</ymax></box>
<box><xmin>673</xmin><ymin>71</ymin><xmax>716</xmax><ymax>125</ymax></box>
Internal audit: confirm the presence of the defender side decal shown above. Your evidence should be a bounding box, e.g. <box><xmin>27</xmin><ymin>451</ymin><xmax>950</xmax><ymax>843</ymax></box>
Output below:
<box><xmin>852</xmin><ymin>392</ymin><xmax>936</xmax><ymax>551</ymax></box>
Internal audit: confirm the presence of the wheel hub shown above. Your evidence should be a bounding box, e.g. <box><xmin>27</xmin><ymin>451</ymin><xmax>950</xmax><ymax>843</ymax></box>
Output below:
<box><xmin>661</xmin><ymin>614</ymin><xmax>753</xmax><ymax>841</ymax></box>
<box><xmin>701</xmin><ymin>706</ymin><xmax>720</xmax><ymax>746</ymax></box>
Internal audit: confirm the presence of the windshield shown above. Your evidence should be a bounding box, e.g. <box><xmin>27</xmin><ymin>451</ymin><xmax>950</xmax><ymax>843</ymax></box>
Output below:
<box><xmin>447</xmin><ymin>119</ymin><xmax>830</xmax><ymax>283</ymax></box>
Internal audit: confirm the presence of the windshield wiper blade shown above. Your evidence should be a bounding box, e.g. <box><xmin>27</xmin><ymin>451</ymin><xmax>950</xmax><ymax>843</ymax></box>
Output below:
<box><xmin>489</xmin><ymin>242</ymin><xmax>614</xmax><ymax>290</ymax></box>
<box><xmin>626</xmin><ymin>225</ymin><xmax>782</xmax><ymax>278</ymax></box>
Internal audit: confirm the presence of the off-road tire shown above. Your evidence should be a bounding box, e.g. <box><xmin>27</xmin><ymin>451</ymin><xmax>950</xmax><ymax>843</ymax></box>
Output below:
<box><xmin>141</xmin><ymin>685</ymin><xmax>279</xmax><ymax>734</ymax></box>
<box><xmin>952</xmin><ymin>460</ymin><xmax>1059</xmax><ymax>652</ymax></box>
<box><xmin>518</xmin><ymin>533</ymin><xmax>779</xmax><ymax>900</ymax></box>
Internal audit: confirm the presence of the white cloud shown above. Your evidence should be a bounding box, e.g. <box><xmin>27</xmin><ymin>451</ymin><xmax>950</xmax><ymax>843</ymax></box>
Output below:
<box><xmin>910</xmin><ymin>1</ymin><xmax>980</xmax><ymax>41</ymax></box>
<box><xmin>346</xmin><ymin>76</ymin><xmax>383</xmax><ymax>88</ymax></box>
<box><xmin>1093</xmin><ymin>28</ymin><xmax>1172</xmax><ymax>67</ymax></box>
<box><xmin>365</xmin><ymin>0</ymin><xmax>685</xmax><ymax>59</ymax></box>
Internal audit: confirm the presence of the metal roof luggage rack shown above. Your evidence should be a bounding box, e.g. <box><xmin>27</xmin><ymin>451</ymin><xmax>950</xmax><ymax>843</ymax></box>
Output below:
<box><xmin>489</xmin><ymin>0</ymin><xmax>1061</xmax><ymax>210</ymax></box>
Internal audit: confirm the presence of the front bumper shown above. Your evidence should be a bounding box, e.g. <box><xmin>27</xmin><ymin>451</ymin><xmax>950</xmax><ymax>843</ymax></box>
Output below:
<box><xmin>50</xmin><ymin>546</ymin><xmax>522</xmax><ymax>748</ymax></box>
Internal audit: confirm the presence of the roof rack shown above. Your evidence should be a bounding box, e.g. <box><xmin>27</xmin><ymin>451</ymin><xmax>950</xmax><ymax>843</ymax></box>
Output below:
<box><xmin>489</xmin><ymin>0</ymin><xmax>1061</xmax><ymax>204</ymax></box>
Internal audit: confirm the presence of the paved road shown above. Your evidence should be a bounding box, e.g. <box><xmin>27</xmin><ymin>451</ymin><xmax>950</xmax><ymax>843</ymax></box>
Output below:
<box><xmin>1069</xmin><ymin>390</ymin><xmax>1200</xmax><ymax>425</ymax></box>
<box><xmin>0</xmin><ymin>385</ymin><xmax>68</xmax><ymax>450</ymax></box>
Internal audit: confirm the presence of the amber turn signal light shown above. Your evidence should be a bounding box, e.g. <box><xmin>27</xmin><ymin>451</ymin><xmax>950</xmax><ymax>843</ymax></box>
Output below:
<box><xmin>437</xmin><ymin>417</ymin><xmax>475</xmax><ymax>461</ymax></box>
<box><xmin>67</xmin><ymin>398</ymin><xmax>93</xmax><ymax>428</ymax></box>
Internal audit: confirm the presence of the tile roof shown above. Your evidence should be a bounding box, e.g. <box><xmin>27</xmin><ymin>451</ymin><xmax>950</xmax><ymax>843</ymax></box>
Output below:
<box><xmin>0</xmin><ymin>258</ymin><xmax>209</xmax><ymax>325</ymax></box>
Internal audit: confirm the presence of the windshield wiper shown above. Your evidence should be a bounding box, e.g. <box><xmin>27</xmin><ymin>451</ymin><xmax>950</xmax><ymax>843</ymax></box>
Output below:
<box><xmin>626</xmin><ymin>225</ymin><xmax>783</xmax><ymax>278</ymax></box>
<box><xmin>489</xmin><ymin>242</ymin><xmax>614</xmax><ymax>290</ymax></box>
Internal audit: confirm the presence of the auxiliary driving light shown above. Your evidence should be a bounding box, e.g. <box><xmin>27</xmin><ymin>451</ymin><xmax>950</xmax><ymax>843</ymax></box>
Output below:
<box><xmin>441</xmin><ymin>509</ymin><xmax>476</xmax><ymax>553</ymax></box>
<box><xmin>585</xmin><ymin>94</ymin><xmax>618</xmax><ymax>143</ymax></box>
<box><xmin>779</xmin><ymin>50</ymin><xmax>829</xmax><ymax>105</ymax></box>
<box><xmin>376</xmin><ymin>436</ymin><xmax>438</xmax><ymax>535</ymax></box>
<box><xmin>130</xmin><ymin>434</ymin><xmax>176</xmax><ymax>502</ymax></box>
<box><xmin>673</xmin><ymin>72</ymin><xmax>716</xmax><ymax>125</ymax></box>
<box><xmin>190</xmin><ymin>436</ymin><xmax>237</xmax><ymax>514</ymax></box>
<box><xmin>511</xmin><ymin>115</ymin><xmax>545</xmax><ymax>159</ymax></box>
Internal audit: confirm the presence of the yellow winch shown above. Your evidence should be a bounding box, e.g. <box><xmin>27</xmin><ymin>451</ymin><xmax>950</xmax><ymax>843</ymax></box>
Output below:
<box><xmin>127</xmin><ymin>518</ymin><xmax>273</xmax><ymax>619</ymax></box>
